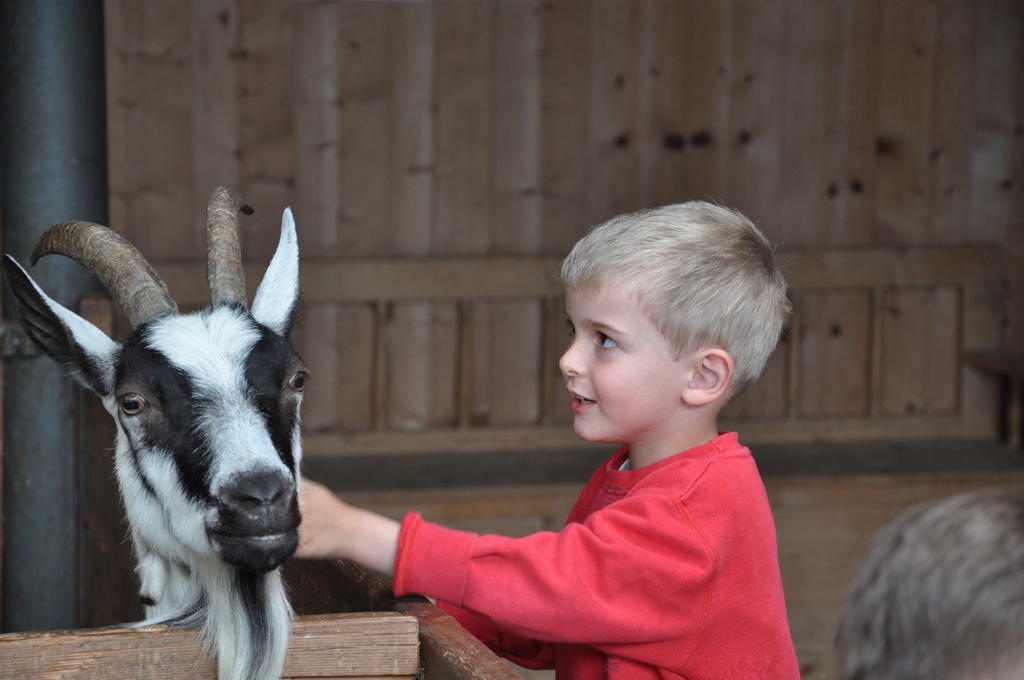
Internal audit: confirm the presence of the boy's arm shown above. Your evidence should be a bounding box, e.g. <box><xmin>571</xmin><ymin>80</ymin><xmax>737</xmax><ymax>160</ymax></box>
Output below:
<box><xmin>393</xmin><ymin>494</ymin><xmax>718</xmax><ymax>653</ymax></box>
<box><xmin>295</xmin><ymin>478</ymin><xmax>555</xmax><ymax>668</ymax></box>
<box><xmin>298</xmin><ymin>476</ymin><xmax>716</xmax><ymax>649</ymax></box>
<box><xmin>294</xmin><ymin>477</ymin><xmax>400</xmax><ymax>575</ymax></box>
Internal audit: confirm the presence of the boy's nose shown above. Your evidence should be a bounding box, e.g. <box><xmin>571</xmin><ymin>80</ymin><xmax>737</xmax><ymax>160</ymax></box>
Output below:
<box><xmin>559</xmin><ymin>341</ymin><xmax>583</xmax><ymax>379</ymax></box>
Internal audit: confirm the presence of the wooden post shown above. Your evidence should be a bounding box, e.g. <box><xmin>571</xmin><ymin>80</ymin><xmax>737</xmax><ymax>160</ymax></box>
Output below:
<box><xmin>396</xmin><ymin>601</ymin><xmax>528</xmax><ymax>680</ymax></box>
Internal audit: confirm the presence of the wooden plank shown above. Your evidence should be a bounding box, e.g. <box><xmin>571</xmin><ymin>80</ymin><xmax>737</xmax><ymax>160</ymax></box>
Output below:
<box><xmin>336</xmin><ymin>2</ymin><xmax>392</xmax><ymax>256</ymax></box>
<box><xmin>296</xmin><ymin>304</ymin><xmax>341</xmax><ymax>431</ymax></box>
<box><xmin>305</xmin><ymin>427</ymin><xmax>591</xmax><ymax>458</ymax></box>
<box><xmin>646</xmin><ymin>0</ymin><xmax>728</xmax><ymax>207</ymax></box>
<box><xmin>384</xmin><ymin>1</ymin><xmax>440</xmax><ymax>436</ymax></box>
<box><xmin>964</xmin><ymin>350</ymin><xmax>1024</xmax><ymax>381</ymax></box>
<box><xmin>1007</xmin><ymin>0</ymin><xmax>1024</xmax><ymax>364</ymax></box>
<box><xmin>469</xmin><ymin>2</ymin><xmax>546</xmax><ymax>432</ymax></box>
<box><xmin>724</xmin><ymin>331</ymin><xmax>789</xmax><ymax>419</ymax></box>
<box><xmin>285</xmin><ymin>614</ymin><xmax>418</xmax><ymax>678</ymax></box>
<box><xmin>301</xmin><ymin>411</ymin><xmax>1009</xmax><ymax>458</ymax></box>
<box><xmin>295</xmin><ymin>304</ymin><xmax>376</xmax><ymax>432</ymax></box>
<box><xmin>797</xmin><ymin>290</ymin><xmax>872</xmax><ymax>417</ymax></box>
<box><xmin>731</xmin><ymin>415</ymin><xmax>979</xmax><ymax>443</ymax></box>
<box><xmin>466</xmin><ymin>301</ymin><xmax>542</xmax><ymax>427</ymax></box>
<box><xmin>387</xmin><ymin>303</ymin><xmax>458</xmax><ymax>429</ymax></box>
<box><xmin>153</xmin><ymin>245</ymin><xmax>1007</xmax><ymax>305</ymax></box>
<box><xmin>391</xmin><ymin>2</ymin><xmax>485</xmax><ymax>436</ymax></box>
<box><xmin>781</xmin><ymin>245</ymin><xmax>1007</xmax><ymax>289</ymax></box>
<box><xmin>491</xmin><ymin>0</ymin><xmax>541</xmax><ymax>254</ymax></box>
<box><xmin>190</xmin><ymin>0</ymin><xmax>243</xmax><ymax>240</ymax></box>
<box><xmin>103</xmin><ymin>0</ymin><xmax>129</xmax><ymax>251</ymax></box>
<box><xmin>968</xmin><ymin>0</ymin><xmax>1022</xmax><ymax>243</ymax></box>
<box><xmin>725</xmin><ymin>0</ymin><xmax>785</xmax><ymax>224</ymax></box>
<box><xmin>287</xmin><ymin>0</ymin><xmax>386</xmax><ymax>441</ymax></box>
<box><xmin>432</xmin><ymin>0</ymin><xmax>493</xmax><ymax>255</ymax></box>
<box><xmin>778</xmin><ymin>0</ymin><xmax>848</xmax><ymax>245</ymax></box>
<box><xmin>926</xmin><ymin>0</ymin><xmax>977</xmax><ymax>243</ymax></box>
<box><xmin>293</xmin><ymin>1</ymin><xmax>343</xmax><ymax>257</ymax></box>
<box><xmin>542</xmin><ymin>296</ymin><xmax>572</xmax><ymax>426</ymax></box>
<box><xmin>395</xmin><ymin>602</ymin><xmax>527</xmax><ymax>680</ymax></box>
<box><xmin>105</xmin><ymin>0</ymin><xmax>195</xmax><ymax>259</ymax></box>
<box><xmin>880</xmin><ymin>286</ymin><xmax>959</xmax><ymax>415</ymax></box>
<box><xmin>539</xmin><ymin>0</ymin><xmax>591</xmax><ymax>252</ymax></box>
<box><xmin>299</xmin><ymin>448</ymin><xmax>610</xmax><ymax>497</ymax></box>
<box><xmin>960</xmin><ymin>285</ymin><xmax>1011</xmax><ymax>440</ymax></box>
<box><xmin>237</xmin><ymin>0</ymin><xmax>297</xmax><ymax>259</ymax></box>
<box><xmin>389</xmin><ymin>0</ymin><xmax>434</xmax><ymax>257</ymax></box>
<box><xmin>345</xmin><ymin>484</ymin><xmax>585</xmax><ymax>534</ymax></box>
<box><xmin>586</xmin><ymin>0</ymin><xmax>644</xmax><ymax>224</ymax></box>
<box><xmin>875</xmin><ymin>0</ymin><xmax>937</xmax><ymax>242</ymax></box>
<box><xmin>334</xmin><ymin>305</ymin><xmax>377</xmax><ymax>431</ymax></box>
<box><xmin>0</xmin><ymin>613</ymin><xmax>419</xmax><ymax>679</ymax></box>
<box><xmin>867</xmin><ymin>286</ymin><xmax>886</xmax><ymax>415</ymax></box>
<box><xmin>785</xmin><ymin>291</ymin><xmax>803</xmax><ymax>420</ymax></box>
<box><xmin>833</xmin><ymin>0</ymin><xmax>882</xmax><ymax>243</ymax></box>
<box><xmin>970</xmin><ymin>129</ymin><xmax>1019</xmax><ymax>243</ymax></box>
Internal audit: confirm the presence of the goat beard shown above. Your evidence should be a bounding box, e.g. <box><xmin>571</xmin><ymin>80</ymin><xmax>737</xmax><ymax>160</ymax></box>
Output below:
<box><xmin>135</xmin><ymin>557</ymin><xmax>292</xmax><ymax>680</ymax></box>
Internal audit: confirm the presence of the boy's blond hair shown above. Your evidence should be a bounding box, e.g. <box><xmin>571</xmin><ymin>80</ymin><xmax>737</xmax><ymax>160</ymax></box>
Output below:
<box><xmin>561</xmin><ymin>201</ymin><xmax>790</xmax><ymax>391</ymax></box>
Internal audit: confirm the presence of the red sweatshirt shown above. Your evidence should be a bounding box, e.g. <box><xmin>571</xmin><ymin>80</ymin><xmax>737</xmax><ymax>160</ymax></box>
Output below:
<box><xmin>393</xmin><ymin>432</ymin><xmax>800</xmax><ymax>679</ymax></box>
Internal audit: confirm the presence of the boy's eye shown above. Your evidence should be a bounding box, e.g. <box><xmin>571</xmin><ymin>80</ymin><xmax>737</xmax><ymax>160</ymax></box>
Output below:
<box><xmin>597</xmin><ymin>333</ymin><xmax>617</xmax><ymax>349</ymax></box>
<box><xmin>566</xmin><ymin>320</ymin><xmax>576</xmax><ymax>337</ymax></box>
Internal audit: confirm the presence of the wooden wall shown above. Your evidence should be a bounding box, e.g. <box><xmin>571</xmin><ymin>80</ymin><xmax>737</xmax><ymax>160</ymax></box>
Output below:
<box><xmin>101</xmin><ymin>0</ymin><xmax>1022</xmax><ymax>458</ymax></box>
<box><xmin>0</xmin><ymin>0</ymin><xmax>1018</xmax><ymax>666</ymax></box>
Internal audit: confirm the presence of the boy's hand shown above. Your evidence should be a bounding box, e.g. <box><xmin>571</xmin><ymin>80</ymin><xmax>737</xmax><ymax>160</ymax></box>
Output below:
<box><xmin>295</xmin><ymin>477</ymin><xmax>350</xmax><ymax>560</ymax></box>
<box><xmin>295</xmin><ymin>477</ymin><xmax>401</xmax><ymax>576</ymax></box>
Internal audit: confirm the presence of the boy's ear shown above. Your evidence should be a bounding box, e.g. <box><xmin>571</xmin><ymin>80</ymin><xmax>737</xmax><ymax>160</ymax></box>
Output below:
<box><xmin>681</xmin><ymin>349</ymin><xmax>734</xmax><ymax>407</ymax></box>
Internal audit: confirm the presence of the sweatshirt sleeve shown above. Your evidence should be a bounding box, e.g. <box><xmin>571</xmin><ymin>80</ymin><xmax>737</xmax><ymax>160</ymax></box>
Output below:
<box><xmin>393</xmin><ymin>491</ymin><xmax>718</xmax><ymax>656</ymax></box>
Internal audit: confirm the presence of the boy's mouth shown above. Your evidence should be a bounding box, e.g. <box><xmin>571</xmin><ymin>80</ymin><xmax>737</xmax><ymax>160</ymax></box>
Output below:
<box><xmin>571</xmin><ymin>392</ymin><xmax>596</xmax><ymax>412</ymax></box>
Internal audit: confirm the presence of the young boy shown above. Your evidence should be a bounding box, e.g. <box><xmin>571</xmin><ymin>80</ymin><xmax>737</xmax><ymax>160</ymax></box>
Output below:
<box><xmin>296</xmin><ymin>202</ymin><xmax>800</xmax><ymax>679</ymax></box>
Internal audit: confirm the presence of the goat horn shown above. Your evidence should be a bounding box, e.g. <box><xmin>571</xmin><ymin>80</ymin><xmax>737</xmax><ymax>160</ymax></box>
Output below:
<box><xmin>207</xmin><ymin>186</ymin><xmax>253</xmax><ymax>309</ymax></box>
<box><xmin>31</xmin><ymin>222</ymin><xmax>178</xmax><ymax>328</ymax></box>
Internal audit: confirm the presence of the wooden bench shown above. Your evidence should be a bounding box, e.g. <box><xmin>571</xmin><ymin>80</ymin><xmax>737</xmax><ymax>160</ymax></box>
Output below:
<box><xmin>963</xmin><ymin>350</ymin><xmax>1024</xmax><ymax>446</ymax></box>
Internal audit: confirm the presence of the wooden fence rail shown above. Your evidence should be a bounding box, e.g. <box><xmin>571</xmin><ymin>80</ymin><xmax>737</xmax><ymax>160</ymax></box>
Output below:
<box><xmin>0</xmin><ymin>612</ymin><xmax>420</xmax><ymax>680</ymax></box>
<box><xmin>146</xmin><ymin>244</ymin><xmax>1008</xmax><ymax>453</ymax></box>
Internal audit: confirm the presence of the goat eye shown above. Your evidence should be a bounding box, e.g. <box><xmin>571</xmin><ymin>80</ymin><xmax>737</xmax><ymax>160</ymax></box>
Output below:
<box><xmin>119</xmin><ymin>394</ymin><xmax>147</xmax><ymax>415</ymax></box>
<box><xmin>289</xmin><ymin>371</ymin><xmax>309</xmax><ymax>392</ymax></box>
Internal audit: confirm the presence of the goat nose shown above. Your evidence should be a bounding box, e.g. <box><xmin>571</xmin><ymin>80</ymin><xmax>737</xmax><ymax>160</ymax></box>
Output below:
<box><xmin>224</xmin><ymin>471</ymin><xmax>291</xmax><ymax>510</ymax></box>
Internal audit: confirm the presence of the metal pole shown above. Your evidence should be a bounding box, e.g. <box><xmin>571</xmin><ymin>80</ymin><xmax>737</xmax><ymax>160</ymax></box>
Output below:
<box><xmin>0</xmin><ymin>0</ymin><xmax>107</xmax><ymax>631</ymax></box>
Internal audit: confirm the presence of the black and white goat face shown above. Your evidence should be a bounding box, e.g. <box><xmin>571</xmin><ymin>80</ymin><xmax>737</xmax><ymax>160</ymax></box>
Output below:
<box><xmin>112</xmin><ymin>304</ymin><xmax>305</xmax><ymax>574</ymax></box>
<box><xmin>1</xmin><ymin>188</ymin><xmax>305</xmax><ymax>680</ymax></box>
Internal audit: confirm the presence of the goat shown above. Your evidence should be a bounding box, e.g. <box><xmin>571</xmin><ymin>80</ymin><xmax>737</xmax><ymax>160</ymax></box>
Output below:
<box><xmin>1</xmin><ymin>187</ymin><xmax>306</xmax><ymax>680</ymax></box>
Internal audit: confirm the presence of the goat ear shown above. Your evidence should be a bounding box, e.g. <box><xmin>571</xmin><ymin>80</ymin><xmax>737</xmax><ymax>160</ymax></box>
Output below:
<box><xmin>251</xmin><ymin>208</ymin><xmax>299</xmax><ymax>337</ymax></box>
<box><xmin>1</xmin><ymin>255</ymin><xmax>118</xmax><ymax>396</ymax></box>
